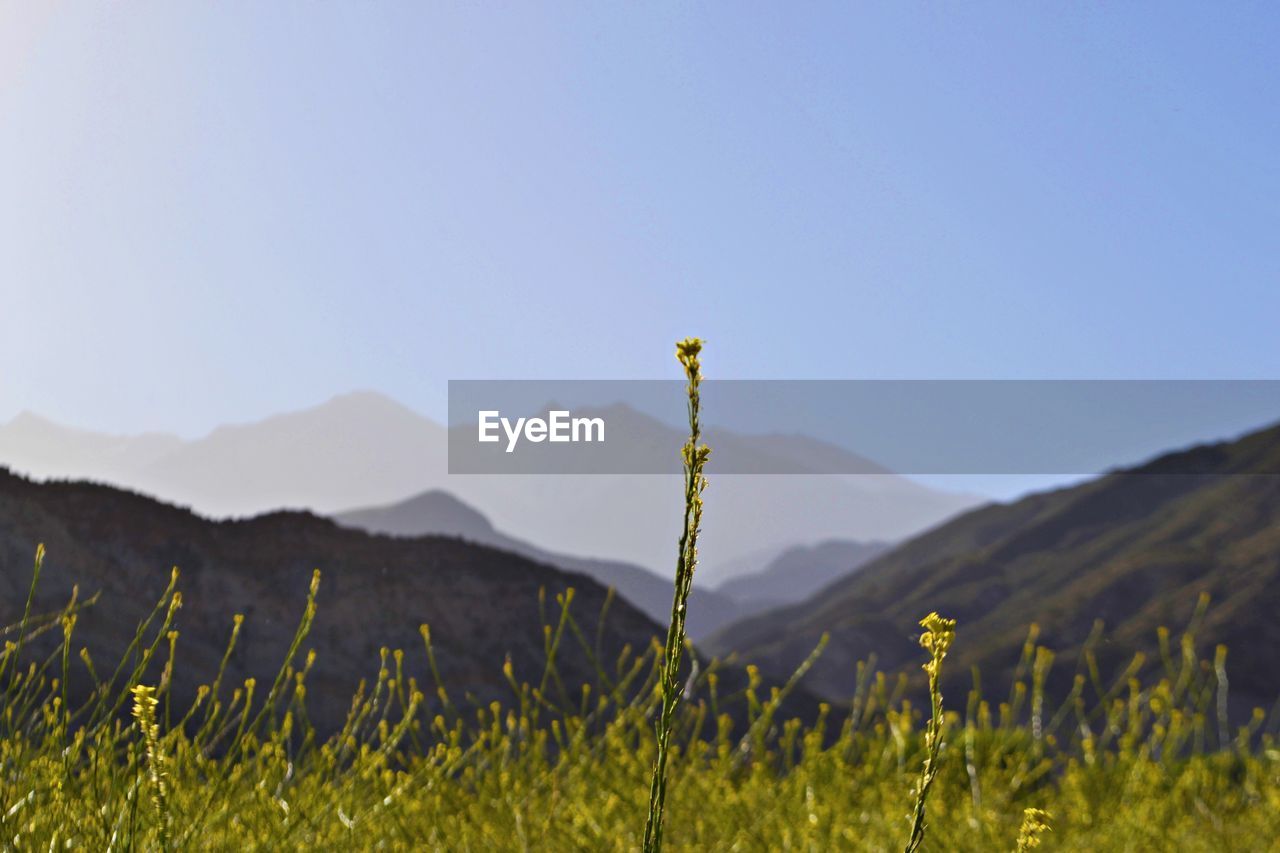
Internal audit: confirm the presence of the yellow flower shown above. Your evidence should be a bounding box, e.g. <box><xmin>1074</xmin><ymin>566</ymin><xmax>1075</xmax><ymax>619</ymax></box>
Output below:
<box><xmin>1016</xmin><ymin>808</ymin><xmax>1052</xmax><ymax>850</ymax></box>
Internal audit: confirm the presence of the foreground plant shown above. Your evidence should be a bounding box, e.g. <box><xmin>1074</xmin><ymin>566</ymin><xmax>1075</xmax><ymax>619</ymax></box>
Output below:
<box><xmin>132</xmin><ymin>684</ymin><xmax>171</xmax><ymax>848</ymax></box>
<box><xmin>905</xmin><ymin>611</ymin><xmax>957</xmax><ymax>853</ymax></box>
<box><xmin>643</xmin><ymin>337</ymin><xmax>711</xmax><ymax>853</ymax></box>
<box><xmin>1015</xmin><ymin>807</ymin><xmax>1052</xmax><ymax>850</ymax></box>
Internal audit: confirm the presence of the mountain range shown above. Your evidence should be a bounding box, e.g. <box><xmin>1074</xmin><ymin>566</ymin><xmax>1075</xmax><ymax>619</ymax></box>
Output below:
<box><xmin>0</xmin><ymin>391</ymin><xmax>979</xmax><ymax>592</ymax></box>
<box><xmin>706</xmin><ymin>420</ymin><xmax>1280</xmax><ymax>713</ymax></box>
<box><xmin>335</xmin><ymin>489</ymin><xmax>743</xmax><ymax>638</ymax></box>
<box><xmin>5</xmin><ymin>394</ymin><xmax>1280</xmax><ymax>725</ymax></box>
<box><xmin>713</xmin><ymin>539</ymin><xmax>892</xmax><ymax>617</ymax></box>
<box><xmin>0</xmin><ymin>467</ymin><xmax>658</xmax><ymax>735</ymax></box>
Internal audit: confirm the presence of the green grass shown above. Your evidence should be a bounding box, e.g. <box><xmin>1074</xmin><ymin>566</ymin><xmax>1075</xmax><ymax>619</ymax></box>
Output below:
<box><xmin>0</xmin><ymin>545</ymin><xmax>1278</xmax><ymax>850</ymax></box>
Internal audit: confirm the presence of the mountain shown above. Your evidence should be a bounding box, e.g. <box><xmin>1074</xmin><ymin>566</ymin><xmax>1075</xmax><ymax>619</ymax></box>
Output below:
<box><xmin>442</xmin><ymin>402</ymin><xmax>979</xmax><ymax>583</ymax></box>
<box><xmin>706</xmin><ymin>422</ymin><xmax>1280</xmax><ymax>712</ymax></box>
<box><xmin>335</xmin><ymin>490</ymin><xmax>744</xmax><ymax>638</ymax></box>
<box><xmin>714</xmin><ymin>539</ymin><xmax>892</xmax><ymax>617</ymax></box>
<box><xmin>0</xmin><ymin>394</ymin><xmax>981</xmax><ymax>588</ymax></box>
<box><xmin>0</xmin><ymin>411</ymin><xmax>183</xmax><ymax>482</ymax></box>
<box><xmin>700</xmin><ymin>544</ymin><xmax>795</xmax><ymax>590</ymax></box>
<box><xmin>337</xmin><ymin>489</ymin><xmax>498</xmax><ymax>541</ymax></box>
<box><xmin>0</xmin><ymin>467</ymin><xmax>659</xmax><ymax>736</ymax></box>
<box><xmin>0</xmin><ymin>393</ymin><xmax>446</xmax><ymax>516</ymax></box>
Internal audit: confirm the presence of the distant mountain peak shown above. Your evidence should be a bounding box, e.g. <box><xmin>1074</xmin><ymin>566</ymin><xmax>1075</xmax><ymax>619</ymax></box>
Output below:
<box><xmin>6</xmin><ymin>410</ymin><xmax>50</xmax><ymax>428</ymax></box>
<box><xmin>204</xmin><ymin>390</ymin><xmax>434</xmax><ymax>438</ymax></box>
<box><xmin>322</xmin><ymin>389</ymin><xmax>415</xmax><ymax>410</ymax></box>
<box><xmin>333</xmin><ymin>487</ymin><xmax>747</xmax><ymax>639</ymax></box>
<box><xmin>338</xmin><ymin>489</ymin><xmax>497</xmax><ymax>539</ymax></box>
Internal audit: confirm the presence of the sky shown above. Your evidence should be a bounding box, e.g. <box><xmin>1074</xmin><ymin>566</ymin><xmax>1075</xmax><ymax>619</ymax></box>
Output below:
<box><xmin>3</xmin><ymin>3</ymin><xmax>1280</xmax><ymax>457</ymax></box>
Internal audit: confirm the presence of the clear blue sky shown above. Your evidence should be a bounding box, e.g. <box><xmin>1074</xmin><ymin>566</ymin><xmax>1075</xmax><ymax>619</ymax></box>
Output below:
<box><xmin>3</xmin><ymin>3</ymin><xmax>1279</xmax><ymax>438</ymax></box>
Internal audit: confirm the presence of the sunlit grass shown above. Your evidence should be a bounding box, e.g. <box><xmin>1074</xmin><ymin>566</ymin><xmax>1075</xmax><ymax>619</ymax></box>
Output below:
<box><xmin>0</xmin><ymin>541</ymin><xmax>1276</xmax><ymax>850</ymax></box>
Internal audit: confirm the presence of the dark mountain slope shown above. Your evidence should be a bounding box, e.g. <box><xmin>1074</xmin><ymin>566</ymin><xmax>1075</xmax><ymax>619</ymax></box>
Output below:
<box><xmin>335</xmin><ymin>490</ymin><xmax>744</xmax><ymax>638</ymax></box>
<box><xmin>0</xmin><ymin>468</ymin><xmax>660</xmax><ymax>735</ymax></box>
<box><xmin>707</xmin><ymin>424</ymin><xmax>1280</xmax><ymax>710</ymax></box>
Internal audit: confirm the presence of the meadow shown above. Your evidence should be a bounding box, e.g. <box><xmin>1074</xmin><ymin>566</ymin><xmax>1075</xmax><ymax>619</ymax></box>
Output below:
<box><xmin>1</xmin><ymin>542</ymin><xmax>1277</xmax><ymax>851</ymax></box>
<box><xmin>1</xmin><ymin>341</ymin><xmax>1276</xmax><ymax>850</ymax></box>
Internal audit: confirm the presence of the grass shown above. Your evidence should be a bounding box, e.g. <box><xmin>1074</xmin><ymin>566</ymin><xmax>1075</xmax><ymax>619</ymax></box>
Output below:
<box><xmin>0</xmin><ymin>339</ymin><xmax>1277</xmax><ymax>849</ymax></box>
<box><xmin>1</xmin><ymin>554</ymin><xmax>1279</xmax><ymax>850</ymax></box>
<box><xmin>0</xmin><ymin>552</ymin><xmax>1276</xmax><ymax>851</ymax></box>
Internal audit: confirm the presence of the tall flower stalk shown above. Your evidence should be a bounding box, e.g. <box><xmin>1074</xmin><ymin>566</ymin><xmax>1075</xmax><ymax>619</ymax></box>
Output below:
<box><xmin>132</xmin><ymin>683</ymin><xmax>171</xmax><ymax>848</ymax></box>
<box><xmin>642</xmin><ymin>337</ymin><xmax>711</xmax><ymax>853</ymax></box>
<box><xmin>905</xmin><ymin>612</ymin><xmax>957</xmax><ymax>853</ymax></box>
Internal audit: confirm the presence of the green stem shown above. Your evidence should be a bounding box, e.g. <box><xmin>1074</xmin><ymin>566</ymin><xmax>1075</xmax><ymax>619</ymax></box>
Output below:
<box><xmin>643</xmin><ymin>338</ymin><xmax>710</xmax><ymax>853</ymax></box>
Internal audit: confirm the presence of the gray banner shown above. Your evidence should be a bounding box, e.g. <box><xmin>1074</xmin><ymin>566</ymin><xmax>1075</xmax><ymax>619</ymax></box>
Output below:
<box><xmin>447</xmin><ymin>380</ymin><xmax>1280</xmax><ymax>475</ymax></box>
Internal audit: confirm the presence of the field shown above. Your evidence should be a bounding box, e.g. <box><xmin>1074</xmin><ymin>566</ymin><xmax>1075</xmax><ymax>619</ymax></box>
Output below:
<box><xmin>0</xmin><ymin>543</ymin><xmax>1277</xmax><ymax>851</ymax></box>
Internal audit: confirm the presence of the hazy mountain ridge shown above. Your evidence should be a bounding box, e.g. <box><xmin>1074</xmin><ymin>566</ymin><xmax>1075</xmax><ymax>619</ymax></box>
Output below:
<box><xmin>0</xmin><ymin>411</ymin><xmax>184</xmax><ymax>481</ymax></box>
<box><xmin>0</xmin><ymin>393</ymin><xmax>981</xmax><ymax>584</ymax></box>
<box><xmin>714</xmin><ymin>539</ymin><xmax>892</xmax><ymax>617</ymax></box>
<box><xmin>706</xmin><ymin>421</ymin><xmax>1280</xmax><ymax>711</ymax></box>
<box><xmin>335</xmin><ymin>490</ymin><xmax>744</xmax><ymax>638</ymax></box>
<box><xmin>0</xmin><ymin>392</ymin><xmax>445</xmax><ymax>516</ymax></box>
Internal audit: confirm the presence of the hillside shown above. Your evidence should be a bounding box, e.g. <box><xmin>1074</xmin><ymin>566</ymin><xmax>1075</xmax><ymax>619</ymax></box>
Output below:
<box><xmin>707</xmin><ymin>422</ymin><xmax>1280</xmax><ymax>710</ymax></box>
<box><xmin>0</xmin><ymin>467</ymin><xmax>660</xmax><ymax>736</ymax></box>
<box><xmin>335</xmin><ymin>489</ymin><xmax>744</xmax><ymax>638</ymax></box>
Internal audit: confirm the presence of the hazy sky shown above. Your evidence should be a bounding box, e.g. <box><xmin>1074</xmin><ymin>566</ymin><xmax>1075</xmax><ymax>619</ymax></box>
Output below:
<box><xmin>3</xmin><ymin>3</ymin><xmax>1279</xmax><ymax>439</ymax></box>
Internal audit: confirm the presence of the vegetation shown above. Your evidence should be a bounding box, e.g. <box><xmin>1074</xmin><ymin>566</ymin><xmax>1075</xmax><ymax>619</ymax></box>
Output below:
<box><xmin>0</xmin><ymin>541</ymin><xmax>1276</xmax><ymax>850</ymax></box>
<box><xmin>0</xmin><ymin>341</ymin><xmax>1275</xmax><ymax>849</ymax></box>
<box><xmin>643</xmin><ymin>337</ymin><xmax>712</xmax><ymax>851</ymax></box>
<box><xmin>904</xmin><ymin>612</ymin><xmax>956</xmax><ymax>852</ymax></box>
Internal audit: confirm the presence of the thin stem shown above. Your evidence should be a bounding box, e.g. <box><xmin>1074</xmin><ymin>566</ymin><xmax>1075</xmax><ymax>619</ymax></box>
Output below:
<box><xmin>643</xmin><ymin>338</ymin><xmax>710</xmax><ymax>853</ymax></box>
